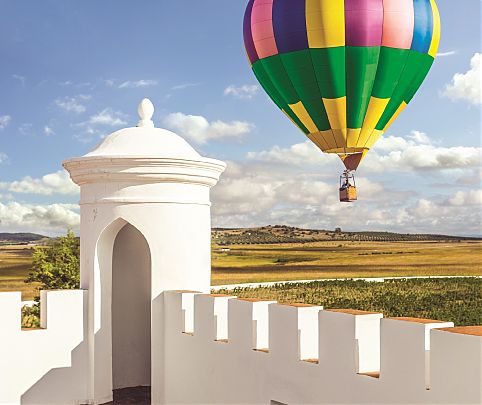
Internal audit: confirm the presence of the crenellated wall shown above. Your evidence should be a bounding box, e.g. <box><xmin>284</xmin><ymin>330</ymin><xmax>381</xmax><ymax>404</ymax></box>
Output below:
<box><xmin>0</xmin><ymin>290</ymin><xmax>88</xmax><ymax>405</ymax></box>
<box><xmin>0</xmin><ymin>289</ymin><xmax>480</xmax><ymax>404</ymax></box>
<box><xmin>163</xmin><ymin>291</ymin><xmax>482</xmax><ymax>405</ymax></box>
<box><xmin>0</xmin><ymin>102</ymin><xmax>480</xmax><ymax>405</ymax></box>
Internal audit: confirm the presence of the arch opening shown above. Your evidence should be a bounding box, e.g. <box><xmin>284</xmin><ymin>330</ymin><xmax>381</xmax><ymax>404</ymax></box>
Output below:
<box><xmin>111</xmin><ymin>223</ymin><xmax>152</xmax><ymax>391</ymax></box>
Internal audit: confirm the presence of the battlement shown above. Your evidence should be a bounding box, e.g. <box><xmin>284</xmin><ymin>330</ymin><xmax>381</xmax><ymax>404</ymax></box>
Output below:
<box><xmin>0</xmin><ymin>290</ymin><xmax>88</xmax><ymax>405</ymax></box>
<box><xmin>164</xmin><ymin>291</ymin><xmax>482</xmax><ymax>405</ymax></box>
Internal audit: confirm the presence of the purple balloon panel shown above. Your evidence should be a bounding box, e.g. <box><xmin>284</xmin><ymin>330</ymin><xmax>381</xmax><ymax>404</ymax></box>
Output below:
<box><xmin>243</xmin><ymin>0</ymin><xmax>259</xmax><ymax>64</ymax></box>
<box><xmin>345</xmin><ymin>0</ymin><xmax>384</xmax><ymax>47</ymax></box>
<box><xmin>272</xmin><ymin>0</ymin><xmax>308</xmax><ymax>54</ymax></box>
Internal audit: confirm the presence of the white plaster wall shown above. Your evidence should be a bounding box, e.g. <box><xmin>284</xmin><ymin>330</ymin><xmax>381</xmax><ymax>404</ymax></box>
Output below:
<box><xmin>163</xmin><ymin>291</ymin><xmax>482</xmax><ymax>405</ymax></box>
<box><xmin>0</xmin><ymin>290</ymin><xmax>88</xmax><ymax>405</ymax></box>
<box><xmin>112</xmin><ymin>223</ymin><xmax>151</xmax><ymax>390</ymax></box>
<box><xmin>80</xmin><ymin>200</ymin><xmax>213</xmax><ymax>404</ymax></box>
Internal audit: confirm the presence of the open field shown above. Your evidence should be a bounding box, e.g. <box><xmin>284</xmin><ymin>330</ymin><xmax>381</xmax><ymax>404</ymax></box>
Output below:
<box><xmin>0</xmin><ymin>245</ymin><xmax>40</xmax><ymax>300</ymax></box>
<box><xmin>212</xmin><ymin>240</ymin><xmax>482</xmax><ymax>285</ymax></box>
<box><xmin>1</xmin><ymin>239</ymin><xmax>481</xmax><ymax>300</ymax></box>
<box><xmin>216</xmin><ymin>278</ymin><xmax>482</xmax><ymax>326</ymax></box>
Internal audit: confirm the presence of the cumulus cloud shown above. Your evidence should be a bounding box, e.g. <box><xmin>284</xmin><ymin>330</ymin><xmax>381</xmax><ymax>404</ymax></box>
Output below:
<box><xmin>118</xmin><ymin>80</ymin><xmax>158</xmax><ymax>89</ymax></box>
<box><xmin>211</xmin><ymin>157</ymin><xmax>482</xmax><ymax>236</ymax></box>
<box><xmin>86</xmin><ymin>108</ymin><xmax>127</xmax><ymax>127</ymax></box>
<box><xmin>247</xmin><ymin>140</ymin><xmax>338</xmax><ymax>167</ymax></box>
<box><xmin>0</xmin><ymin>170</ymin><xmax>78</xmax><ymax>196</ymax></box>
<box><xmin>209</xmin><ymin>129</ymin><xmax>482</xmax><ymax>236</ymax></box>
<box><xmin>0</xmin><ymin>202</ymin><xmax>79</xmax><ymax>235</ymax></box>
<box><xmin>447</xmin><ymin>190</ymin><xmax>482</xmax><ymax>207</ymax></box>
<box><xmin>0</xmin><ymin>115</ymin><xmax>11</xmax><ymax>129</ymax></box>
<box><xmin>163</xmin><ymin>112</ymin><xmax>254</xmax><ymax>144</ymax></box>
<box><xmin>54</xmin><ymin>95</ymin><xmax>91</xmax><ymax>114</ymax></box>
<box><xmin>366</xmin><ymin>132</ymin><xmax>482</xmax><ymax>172</ymax></box>
<box><xmin>224</xmin><ymin>84</ymin><xmax>260</xmax><ymax>99</ymax></box>
<box><xmin>442</xmin><ymin>53</ymin><xmax>481</xmax><ymax>105</ymax></box>
<box><xmin>247</xmin><ymin>131</ymin><xmax>482</xmax><ymax>174</ymax></box>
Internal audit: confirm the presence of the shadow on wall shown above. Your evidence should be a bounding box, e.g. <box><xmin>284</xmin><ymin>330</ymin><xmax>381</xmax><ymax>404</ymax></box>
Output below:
<box><xmin>21</xmin><ymin>339</ymin><xmax>89</xmax><ymax>404</ymax></box>
<box><xmin>20</xmin><ymin>221</ymin><xmax>152</xmax><ymax>404</ymax></box>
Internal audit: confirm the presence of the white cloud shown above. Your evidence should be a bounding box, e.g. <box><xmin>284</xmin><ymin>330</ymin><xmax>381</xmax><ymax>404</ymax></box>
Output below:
<box><xmin>367</xmin><ymin>133</ymin><xmax>482</xmax><ymax>172</ymax></box>
<box><xmin>171</xmin><ymin>83</ymin><xmax>200</xmax><ymax>91</ymax></box>
<box><xmin>210</xmin><ymin>130</ymin><xmax>482</xmax><ymax>235</ymax></box>
<box><xmin>86</xmin><ymin>108</ymin><xmax>127</xmax><ymax>127</ymax></box>
<box><xmin>442</xmin><ymin>53</ymin><xmax>481</xmax><ymax>105</ymax></box>
<box><xmin>73</xmin><ymin>108</ymin><xmax>128</xmax><ymax>142</ymax></box>
<box><xmin>118</xmin><ymin>80</ymin><xmax>158</xmax><ymax>89</ymax></box>
<box><xmin>248</xmin><ymin>131</ymin><xmax>482</xmax><ymax>174</ymax></box>
<box><xmin>447</xmin><ymin>190</ymin><xmax>482</xmax><ymax>206</ymax></box>
<box><xmin>211</xmin><ymin>156</ymin><xmax>482</xmax><ymax>236</ymax></box>
<box><xmin>55</xmin><ymin>95</ymin><xmax>91</xmax><ymax>113</ymax></box>
<box><xmin>437</xmin><ymin>50</ymin><xmax>457</xmax><ymax>57</ymax></box>
<box><xmin>0</xmin><ymin>202</ymin><xmax>80</xmax><ymax>235</ymax></box>
<box><xmin>247</xmin><ymin>140</ymin><xmax>338</xmax><ymax>167</ymax></box>
<box><xmin>0</xmin><ymin>152</ymin><xmax>8</xmax><ymax>163</ymax></box>
<box><xmin>163</xmin><ymin>112</ymin><xmax>254</xmax><ymax>144</ymax></box>
<box><xmin>0</xmin><ymin>170</ymin><xmax>78</xmax><ymax>196</ymax></box>
<box><xmin>0</xmin><ymin>115</ymin><xmax>11</xmax><ymax>129</ymax></box>
<box><xmin>44</xmin><ymin>126</ymin><xmax>55</xmax><ymax>136</ymax></box>
<box><xmin>224</xmin><ymin>84</ymin><xmax>260</xmax><ymax>99</ymax></box>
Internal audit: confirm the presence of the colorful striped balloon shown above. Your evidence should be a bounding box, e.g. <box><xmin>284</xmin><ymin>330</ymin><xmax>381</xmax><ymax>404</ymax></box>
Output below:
<box><xmin>243</xmin><ymin>0</ymin><xmax>441</xmax><ymax>170</ymax></box>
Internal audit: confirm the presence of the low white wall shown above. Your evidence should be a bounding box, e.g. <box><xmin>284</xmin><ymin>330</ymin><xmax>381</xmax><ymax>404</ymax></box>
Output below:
<box><xmin>163</xmin><ymin>291</ymin><xmax>481</xmax><ymax>405</ymax></box>
<box><xmin>0</xmin><ymin>290</ymin><xmax>88</xmax><ymax>405</ymax></box>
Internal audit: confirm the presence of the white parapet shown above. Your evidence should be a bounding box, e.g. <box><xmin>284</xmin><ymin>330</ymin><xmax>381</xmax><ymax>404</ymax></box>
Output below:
<box><xmin>0</xmin><ymin>290</ymin><xmax>88</xmax><ymax>405</ymax></box>
<box><xmin>430</xmin><ymin>327</ymin><xmax>482</xmax><ymax>404</ymax></box>
<box><xmin>163</xmin><ymin>291</ymin><xmax>481</xmax><ymax>405</ymax></box>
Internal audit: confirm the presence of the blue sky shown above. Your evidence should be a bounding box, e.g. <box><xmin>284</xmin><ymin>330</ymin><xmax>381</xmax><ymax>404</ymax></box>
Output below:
<box><xmin>0</xmin><ymin>0</ymin><xmax>480</xmax><ymax>236</ymax></box>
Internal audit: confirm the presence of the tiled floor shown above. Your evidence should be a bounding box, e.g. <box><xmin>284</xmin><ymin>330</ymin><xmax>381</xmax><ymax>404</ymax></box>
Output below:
<box><xmin>103</xmin><ymin>386</ymin><xmax>151</xmax><ymax>405</ymax></box>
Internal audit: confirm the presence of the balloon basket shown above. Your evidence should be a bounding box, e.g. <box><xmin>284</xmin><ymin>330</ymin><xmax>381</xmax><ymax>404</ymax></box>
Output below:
<box><xmin>339</xmin><ymin>186</ymin><xmax>357</xmax><ymax>202</ymax></box>
<box><xmin>339</xmin><ymin>171</ymin><xmax>357</xmax><ymax>202</ymax></box>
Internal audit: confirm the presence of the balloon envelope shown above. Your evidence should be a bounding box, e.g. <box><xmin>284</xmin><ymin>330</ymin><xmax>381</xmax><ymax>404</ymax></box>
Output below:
<box><xmin>243</xmin><ymin>0</ymin><xmax>440</xmax><ymax>170</ymax></box>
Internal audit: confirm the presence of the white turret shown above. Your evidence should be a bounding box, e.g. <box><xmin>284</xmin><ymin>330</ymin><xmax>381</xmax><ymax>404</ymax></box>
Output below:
<box><xmin>63</xmin><ymin>99</ymin><xmax>226</xmax><ymax>404</ymax></box>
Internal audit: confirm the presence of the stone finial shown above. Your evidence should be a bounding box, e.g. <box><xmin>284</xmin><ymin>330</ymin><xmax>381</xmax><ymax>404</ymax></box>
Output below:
<box><xmin>137</xmin><ymin>98</ymin><xmax>155</xmax><ymax>128</ymax></box>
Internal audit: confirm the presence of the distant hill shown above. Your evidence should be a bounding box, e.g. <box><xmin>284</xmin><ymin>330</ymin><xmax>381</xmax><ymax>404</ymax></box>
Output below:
<box><xmin>0</xmin><ymin>233</ymin><xmax>47</xmax><ymax>245</ymax></box>
<box><xmin>213</xmin><ymin>225</ymin><xmax>480</xmax><ymax>245</ymax></box>
<box><xmin>1</xmin><ymin>227</ymin><xmax>479</xmax><ymax>247</ymax></box>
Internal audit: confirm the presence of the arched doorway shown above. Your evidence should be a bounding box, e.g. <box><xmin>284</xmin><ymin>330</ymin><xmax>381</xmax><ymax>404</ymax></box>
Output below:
<box><xmin>111</xmin><ymin>223</ymin><xmax>151</xmax><ymax>391</ymax></box>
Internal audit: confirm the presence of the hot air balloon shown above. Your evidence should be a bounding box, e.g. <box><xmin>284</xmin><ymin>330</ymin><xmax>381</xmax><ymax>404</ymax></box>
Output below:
<box><xmin>243</xmin><ymin>0</ymin><xmax>440</xmax><ymax>202</ymax></box>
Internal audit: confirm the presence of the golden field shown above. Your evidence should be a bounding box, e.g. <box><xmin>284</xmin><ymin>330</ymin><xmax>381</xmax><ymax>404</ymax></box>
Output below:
<box><xmin>0</xmin><ymin>245</ymin><xmax>40</xmax><ymax>300</ymax></box>
<box><xmin>1</xmin><ymin>239</ymin><xmax>480</xmax><ymax>300</ymax></box>
<box><xmin>211</xmin><ymin>240</ymin><xmax>482</xmax><ymax>285</ymax></box>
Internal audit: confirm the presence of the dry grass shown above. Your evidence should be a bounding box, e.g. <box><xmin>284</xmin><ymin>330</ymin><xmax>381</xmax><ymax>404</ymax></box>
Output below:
<box><xmin>0</xmin><ymin>245</ymin><xmax>39</xmax><ymax>300</ymax></box>
<box><xmin>1</xmin><ymin>240</ymin><xmax>481</xmax><ymax>299</ymax></box>
<box><xmin>211</xmin><ymin>240</ymin><xmax>482</xmax><ymax>285</ymax></box>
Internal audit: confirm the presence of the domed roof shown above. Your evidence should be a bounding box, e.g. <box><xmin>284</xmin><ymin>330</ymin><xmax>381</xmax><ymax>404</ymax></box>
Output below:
<box><xmin>84</xmin><ymin>99</ymin><xmax>201</xmax><ymax>160</ymax></box>
<box><xmin>63</xmin><ymin>99</ymin><xmax>226</xmax><ymax>190</ymax></box>
<box><xmin>85</xmin><ymin>126</ymin><xmax>202</xmax><ymax>160</ymax></box>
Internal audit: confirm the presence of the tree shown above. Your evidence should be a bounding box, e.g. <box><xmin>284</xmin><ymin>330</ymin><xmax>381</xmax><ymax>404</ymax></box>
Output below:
<box><xmin>26</xmin><ymin>230</ymin><xmax>80</xmax><ymax>292</ymax></box>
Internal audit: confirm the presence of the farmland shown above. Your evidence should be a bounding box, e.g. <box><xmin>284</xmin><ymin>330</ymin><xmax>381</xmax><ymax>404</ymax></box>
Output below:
<box><xmin>211</xmin><ymin>239</ymin><xmax>482</xmax><ymax>285</ymax></box>
<box><xmin>215</xmin><ymin>278</ymin><xmax>482</xmax><ymax>326</ymax></box>
<box><xmin>1</xmin><ymin>227</ymin><xmax>481</xmax><ymax>300</ymax></box>
<box><xmin>0</xmin><ymin>245</ymin><xmax>40</xmax><ymax>300</ymax></box>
